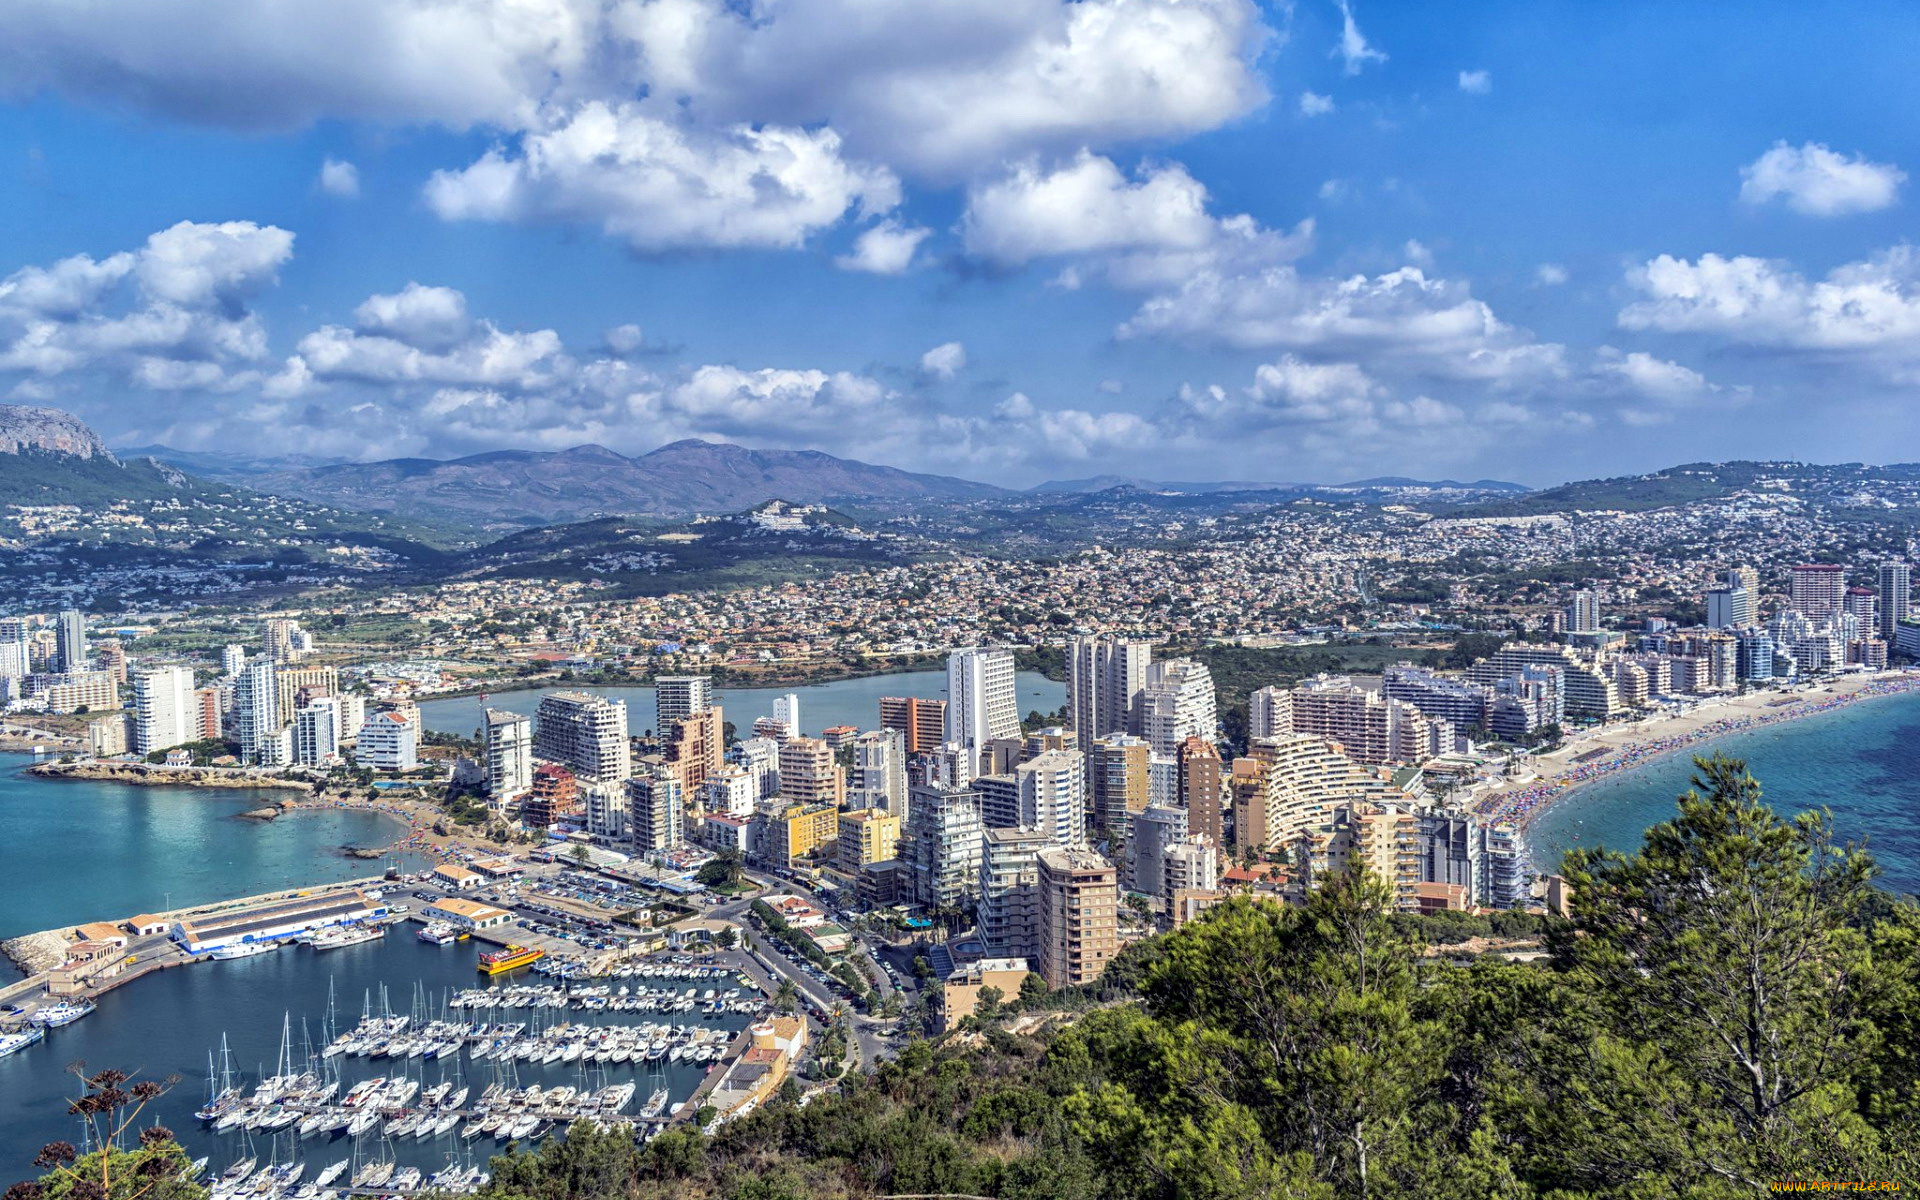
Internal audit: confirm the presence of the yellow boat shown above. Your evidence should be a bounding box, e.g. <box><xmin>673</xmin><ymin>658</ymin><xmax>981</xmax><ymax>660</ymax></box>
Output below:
<box><xmin>477</xmin><ymin>944</ymin><xmax>544</xmax><ymax>975</ymax></box>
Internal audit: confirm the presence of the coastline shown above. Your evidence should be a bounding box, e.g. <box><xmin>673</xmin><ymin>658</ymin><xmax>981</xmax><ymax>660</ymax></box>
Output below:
<box><xmin>24</xmin><ymin>759</ymin><xmax>315</xmax><ymax>791</ymax></box>
<box><xmin>1471</xmin><ymin>671</ymin><xmax>1920</xmax><ymax>842</ymax></box>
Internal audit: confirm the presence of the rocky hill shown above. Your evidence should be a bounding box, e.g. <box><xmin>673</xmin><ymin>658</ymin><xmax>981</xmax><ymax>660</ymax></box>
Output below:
<box><xmin>0</xmin><ymin>403</ymin><xmax>118</xmax><ymax>461</ymax></box>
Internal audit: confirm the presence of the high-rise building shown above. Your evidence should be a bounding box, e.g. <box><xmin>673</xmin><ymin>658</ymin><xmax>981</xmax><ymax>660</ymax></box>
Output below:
<box><xmin>1089</xmin><ymin>734</ymin><xmax>1150</xmax><ymax>841</ymax></box>
<box><xmin>1789</xmin><ymin>564</ymin><xmax>1847</xmax><ymax>618</ymax></box>
<box><xmin>54</xmin><ymin>609</ymin><xmax>87</xmax><ymax>674</ymax></box>
<box><xmin>534</xmin><ymin>692</ymin><xmax>631</xmax><ymax>783</ymax></box>
<box><xmin>131</xmin><ymin>666</ymin><xmax>198</xmax><ymax>756</ymax></box>
<box><xmin>1229</xmin><ymin>734</ymin><xmax>1419</xmax><ymax>852</ymax></box>
<box><xmin>627</xmin><ymin>771</ymin><xmax>685</xmax><ymax>854</ymax></box>
<box><xmin>701</xmin><ymin>764</ymin><xmax>757</xmax><ymax>816</ymax></box>
<box><xmin>1128</xmin><ymin>804</ymin><xmax>1187</xmax><ymax>897</ymax></box>
<box><xmin>1067</xmin><ymin>637</ymin><xmax>1152</xmax><ymax>743</ymax></box>
<box><xmin>1705</xmin><ymin>585</ymin><xmax>1754</xmax><ymax>630</ymax></box>
<box><xmin>661</xmin><ymin>705</ymin><xmax>725</xmax><ymax>792</ymax></box>
<box><xmin>978</xmin><ymin>827</ymin><xmax>1050</xmax><ymax>958</ymax></box>
<box><xmin>1467</xmin><ymin>644</ymin><xmax>1622</xmax><ymax>721</ymax></box>
<box><xmin>274</xmin><ymin>665</ymin><xmax>338</xmax><ymax>727</ymax></box>
<box><xmin>1016</xmin><ymin>749</ymin><xmax>1086</xmax><ymax>845</ymax></box>
<box><xmin>263</xmin><ymin>617</ymin><xmax>306</xmax><ymax>661</ymax></box>
<box><xmin>1176</xmin><ymin>736</ymin><xmax>1225</xmax><ymax>848</ymax></box>
<box><xmin>946</xmin><ymin>647</ymin><xmax>1020</xmax><ymax>761</ymax></box>
<box><xmin>234</xmin><ymin>659</ymin><xmax>282</xmax><ymax>764</ymax></box>
<box><xmin>357</xmin><ymin>710</ymin><xmax>419</xmax><ymax>770</ymax></box>
<box><xmin>292</xmin><ymin>698</ymin><xmax>342</xmax><ymax>766</ymax></box>
<box><xmin>777</xmin><ymin>736</ymin><xmax>843</xmax><ymax>808</ymax></box>
<box><xmin>481</xmin><ymin>708</ymin><xmax>535</xmax><ymax>808</ymax></box>
<box><xmin>1036</xmin><ymin>846</ymin><xmax>1118</xmax><ymax>988</ymax></box>
<box><xmin>879</xmin><ymin>695</ymin><xmax>947</xmax><ymax>755</ymax></box>
<box><xmin>221</xmin><ymin>644</ymin><xmax>248</xmax><ymax>678</ymax></box>
<box><xmin>769</xmin><ymin>693</ymin><xmax>802</xmax><ymax>739</ymax></box>
<box><xmin>523</xmin><ymin>763</ymin><xmax>581</xmax><ymax>827</ymax></box>
<box><xmin>902</xmin><ymin>783</ymin><xmax>984</xmax><ymax>910</ymax></box>
<box><xmin>1249</xmin><ymin>685</ymin><xmax>1291</xmax><ymax>740</ymax></box>
<box><xmin>1565</xmin><ymin>590</ymin><xmax>1600</xmax><ymax>634</ymax></box>
<box><xmin>837</xmin><ymin>808</ymin><xmax>901</xmax><ymax>871</ymax></box>
<box><xmin>1879</xmin><ymin>562</ymin><xmax>1912</xmax><ymax>645</ymax></box>
<box><xmin>655</xmin><ymin>675</ymin><xmax>713</xmax><ymax>730</ymax></box>
<box><xmin>0</xmin><ymin>620</ymin><xmax>28</xmax><ymax>681</ymax></box>
<box><xmin>1138</xmin><ymin>658</ymin><xmax>1217</xmax><ymax>756</ymax></box>
<box><xmin>735</xmin><ymin>737</ymin><xmax>781</xmax><ymax>798</ymax></box>
<box><xmin>1286</xmin><ymin>675</ymin><xmax>1454</xmax><ymax>765</ymax></box>
<box><xmin>1844</xmin><ymin>586</ymin><xmax>1878</xmax><ymax>630</ymax></box>
<box><xmin>848</xmin><ymin>728</ymin><xmax>908</xmax><ymax>816</ymax></box>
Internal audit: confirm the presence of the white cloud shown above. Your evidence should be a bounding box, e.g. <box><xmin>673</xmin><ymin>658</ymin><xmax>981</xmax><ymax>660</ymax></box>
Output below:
<box><xmin>962</xmin><ymin>152</ymin><xmax>1312</xmax><ymax>290</ymax></box>
<box><xmin>640</xmin><ymin>0</ymin><xmax>1271</xmax><ymax>181</ymax></box>
<box><xmin>1457</xmin><ymin>69</ymin><xmax>1490</xmax><ymax>95</ymax></box>
<box><xmin>318</xmin><ymin>158</ymin><xmax>359</xmax><ymax>198</ymax></box>
<box><xmin>0</xmin><ymin>0</ymin><xmax>608</xmax><ymax>132</ymax></box>
<box><xmin>1300</xmin><ymin>91</ymin><xmax>1334</xmax><ymax>117</ymax></box>
<box><xmin>353</xmin><ymin>283</ymin><xmax>471</xmax><ymax>351</ymax></box>
<box><xmin>426</xmin><ymin>102</ymin><xmax>900</xmax><ymax>251</ymax></box>
<box><xmin>1333</xmin><ymin>0</ymin><xmax>1386</xmax><ymax>75</ymax></box>
<box><xmin>835</xmin><ymin>219</ymin><xmax>931</xmax><ymax>275</ymax></box>
<box><xmin>0</xmin><ymin>220</ymin><xmax>292</xmax><ymax>386</ymax></box>
<box><xmin>0</xmin><ymin>0</ymin><xmax>1273</xmax><ymax>184</ymax></box>
<box><xmin>1739</xmin><ymin>141</ymin><xmax>1904</xmax><ymax>217</ymax></box>
<box><xmin>649</xmin><ymin>365</ymin><xmax>892</xmax><ymax>442</ymax></box>
<box><xmin>1402</xmin><ymin>238</ymin><xmax>1434</xmax><ymax>269</ymax></box>
<box><xmin>1535</xmin><ymin>263</ymin><xmax>1570</xmax><ymax>286</ymax></box>
<box><xmin>1619</xmin><ymin>246</ymin><xmax>1920</xmax><ymax>375</ymax></box>
<box><xmin>133</xmin><ymin>220</ymin><xmax>294</xmax><ymax>312</ymax></box>
<box><xmin>604</xmin><ymin>323</ymin><xmax>646</xmax><ymax>355</ymax></box>
<box><xmin>919</xmin><ymin>341</ymin><xmax>967</xmax><ymax>380</ymax></box>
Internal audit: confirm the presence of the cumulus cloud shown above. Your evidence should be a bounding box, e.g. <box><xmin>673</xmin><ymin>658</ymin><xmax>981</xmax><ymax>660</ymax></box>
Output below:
<box><xmin>1119</xmin><ymin>262</ymin><xmax>1563</xmax><ymax>384</ymax></box>
<box><xmin>1457</xmin><ymin>69</ymin><xmax>1490</xmax><ymax>94</ymax></box>
<box><xmin>1619</xmin><ymin>246</ymin><xmax>1920</xmax><ymax>377</ymax></box>
<box><xmin>1299</xmin><ymin>91</ymin><xmax>1334</xmax><ymax>116</ymax></box>
<box><xmin>318</xmin><ymin>158</ymin><xmax>359</xmax><ymax>197</ymax></box>
<box><xmin>1535</xmin><ymin>263</ymin><xmax>1570</xmax><ymax>286</ymax></box>
<box><xmin>1739</xmin><ymin>141</ymin><xmax>1904</xmax><ymax>217</ymax></box>
<box><xmin>352</xmin><ymin>283</ymin><xmax>471</xmax><ymax>351</ymax></box>
<box><xmin>835</xmin><ymin>219</ymin><xmax>931</xmax><ymax>275</ymax></box>
<box><xmin>426</xmin><ymin>103</ymin><xmax>900</xmax><ymax>251</ymax></box>
<box><xmin>961</xmin><ymin>152</ymin><xmax>1313</xmax><ymax>294</ymax></box>
<box><xmin>0</xmin><ymin>220</ymin><xmax>292</xmax><ymax>384</ymax></box>
<box><xmin>919</xmin><ymin>341</ymin><xmax>967</xmax><ymax>380</ymax></box>
<box><xmin>1333</xmin><ymin>0</ymin><xmax>1386</xmax><ymax>75</ymax></box>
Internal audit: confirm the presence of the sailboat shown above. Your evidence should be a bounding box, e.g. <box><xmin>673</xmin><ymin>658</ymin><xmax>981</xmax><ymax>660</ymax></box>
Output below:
<box><xmin>195</xmin><ymin>1034</ymin><xmax>243</xmax><ymax>1122</ymax></box>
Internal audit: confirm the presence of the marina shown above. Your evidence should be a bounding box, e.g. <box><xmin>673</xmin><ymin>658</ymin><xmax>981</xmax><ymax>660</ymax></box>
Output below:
<box><xmin>0</xmin><ymin>926</ymin><xmax>762</xmax><ymax>1180</ymax></box>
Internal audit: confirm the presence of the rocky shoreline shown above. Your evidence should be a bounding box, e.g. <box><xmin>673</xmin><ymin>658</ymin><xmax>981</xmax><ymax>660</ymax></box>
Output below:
<box><xmin>25</xmin><ymin>760</ymin><xmax>315</xmax><ymax>792</ymax></box>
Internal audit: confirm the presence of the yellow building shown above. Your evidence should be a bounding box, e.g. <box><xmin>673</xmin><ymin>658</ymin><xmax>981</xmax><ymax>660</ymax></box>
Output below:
<box><xmin>836</xmin><ymin>809</ymin><xmax>900</xmax><ymax>872</ymax></box>
<box><xmin>767</xmin><ymin>803</ymin><xmax>839</xmax><ymax>868</ymax></box>
<box><xmin>939</xmin><ymin>957</ymin><xmax>1032</xmax><ymax>1031</ymax></box>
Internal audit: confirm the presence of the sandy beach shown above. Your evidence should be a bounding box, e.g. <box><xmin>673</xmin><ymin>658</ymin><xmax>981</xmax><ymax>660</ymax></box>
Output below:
<box><xmin>1469</xmin><ymin>669</ymin><xmax>1920</xmax><ymax>831</ymax></box>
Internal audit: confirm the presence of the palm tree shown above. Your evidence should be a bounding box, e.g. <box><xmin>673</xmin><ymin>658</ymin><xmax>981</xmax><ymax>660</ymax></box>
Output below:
<box><xmin>773</xmin><ymin>977</ymin><xmax>799</xmax><ymax>1015</ymax></box>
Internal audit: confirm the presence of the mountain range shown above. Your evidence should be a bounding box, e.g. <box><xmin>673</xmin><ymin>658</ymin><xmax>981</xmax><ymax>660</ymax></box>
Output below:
<box><xmin>142</xmin><ymin>438</ymin><xmax>1008</xmax><ymax>531</ymax></box>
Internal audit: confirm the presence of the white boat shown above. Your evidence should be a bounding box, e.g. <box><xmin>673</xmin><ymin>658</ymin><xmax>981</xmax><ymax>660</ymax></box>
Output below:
<box><xmin>311</xmin><ymin>923</ymin><xmax>386</xmax><ymax>951</ymax></box>
<box><xmin>208</xmin><ymin>941</ymin><xmax>282</xmax><ymax>961</ymax></box>
<box><xmin>313</xmin><ymin>1161</ymin><xmax>350</xmax><ymax>1189</ymax></box>
<box><xmin>30</xmin><ymin>1001</ymin><xmax>96</xmax><ymax>1028</ymax></box>
<box><xmin>417</xmin><ymin>921</ymin><xmax>459</xmax><ymax>946</ymax></box>
<box><xmin>0</xmin><ymin>1025</ymin><xmax>46</xmax><ymax>1057</ymax></box>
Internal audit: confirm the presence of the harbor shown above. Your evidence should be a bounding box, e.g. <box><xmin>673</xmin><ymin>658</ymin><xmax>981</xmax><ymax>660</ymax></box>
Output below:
<box><xmin>0</xmin><ymin>911</ymin><xmax>768</xmax><ymax>1187</ymax></box>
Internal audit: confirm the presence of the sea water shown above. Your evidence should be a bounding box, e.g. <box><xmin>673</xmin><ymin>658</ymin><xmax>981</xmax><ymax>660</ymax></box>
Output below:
<box><xmin>1528</xmin><ymin>690</ymin><xmax>1920</xmax><ymax>895</ymax></box>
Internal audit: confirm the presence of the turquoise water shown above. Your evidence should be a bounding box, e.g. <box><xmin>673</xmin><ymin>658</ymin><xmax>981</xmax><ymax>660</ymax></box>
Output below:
<box><xmin>418</xmin><ymin>669</ymin><xmax>1067</xmax><ymax>738</ymax></box>
<box><xmin>0</xmin><ymin>756</ymin><xmax>408</xmax><ymax>940</ymax></box>
<box><xmin>1528</xmin><ymin>690</ymin><xmax>1920</xmax><ymax>894</ymax></box>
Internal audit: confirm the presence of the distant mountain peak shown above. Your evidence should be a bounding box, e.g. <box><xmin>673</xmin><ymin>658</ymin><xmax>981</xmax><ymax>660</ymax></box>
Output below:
<box><xmin>0</xmin><ymin>404</ymin><xmax>117</xmax><ymax>463</ymax></box>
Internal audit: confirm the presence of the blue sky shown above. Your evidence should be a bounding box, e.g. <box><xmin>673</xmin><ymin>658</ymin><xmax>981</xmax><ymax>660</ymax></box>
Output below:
<box><xmin>0</xmin><ymin>0</ymin><xmax>1916</xmax><ymax>487</ymax></box>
